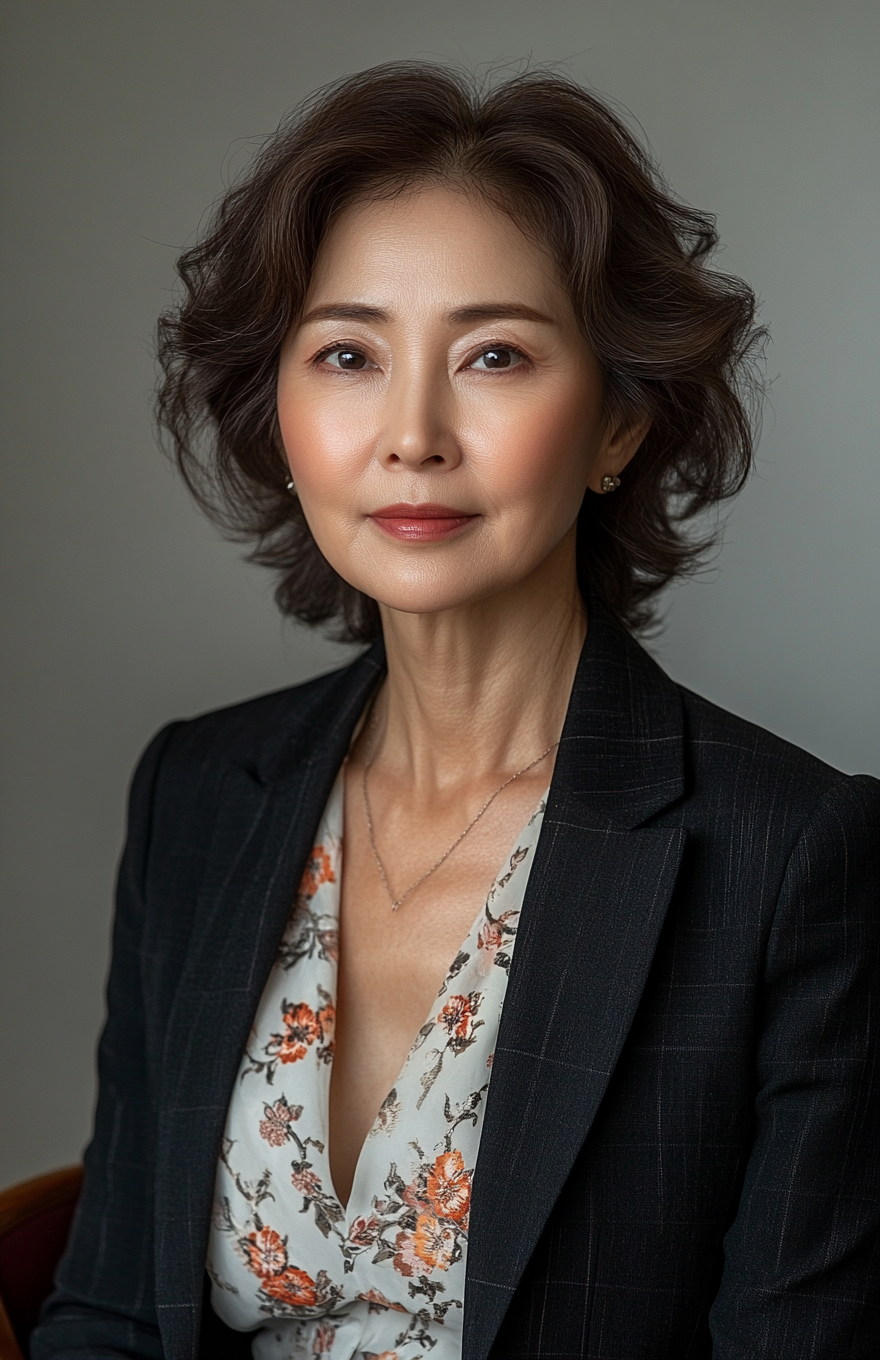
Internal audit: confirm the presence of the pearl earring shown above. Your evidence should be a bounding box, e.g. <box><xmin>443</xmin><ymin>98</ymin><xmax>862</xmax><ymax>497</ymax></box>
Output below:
<box><xmin>285</xmin><ymin>476</ymin><xmax>297</xmax><ymax>497</ymax></box>
<box><xmin>600</xmin><ymin>474</ymin><xmax>621</xmax><ymax>493</ymax></box>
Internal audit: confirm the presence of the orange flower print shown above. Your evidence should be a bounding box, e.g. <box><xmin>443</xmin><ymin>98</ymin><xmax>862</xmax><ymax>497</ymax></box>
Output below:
<box><xmin>241</xmin><ymin>1225</ymin><xmax>318</xmax><ymax>1309</ymax></box>
<box><xmin>277</xmin><ymin>1001</ymin><xmax>321</xmax><ymax>1063</ymax></box>
<box><xmin>413</xmin><ymin>1214</ymin><xmax>456</xmax><ymax>1271</ymax></box>
<box><xmin>427</xmin><ymin>1149</ymin><xmax>471</xmax><ymax>1224</ymax></box>
<box><xmin>439</xmin><ymin>994</ymin><xmax>473</xmax><ymax>1038</ymax></box>
<box><xmin>299</xmin><ymin>845</ymin><xmax>335</xmax><ymax>902</ymax></box>
<box><xmin>394</xmin><ymin>1215</ymin><xmax>455</xmax><ymax>1276</ymax></box>
<box><xmin>244</xmin><ymin>1226</ymin><xmax>288</xmax><ymax>1277</ymax></box>
<box><xmin>437</xmin><ymin>994</ymin><xmax>482</xmax><ymax>1055</ymax></box>
<box><xmin>260</xmin><ymin>1266</ymin><xmax>317</xmax><ymax>1307</ymax></box>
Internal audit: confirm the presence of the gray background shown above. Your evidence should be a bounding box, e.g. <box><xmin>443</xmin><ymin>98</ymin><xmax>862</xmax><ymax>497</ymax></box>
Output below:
<box><xmin>1</xmin><ymin>0</ymin><xmax>878</xmax><ymax>1187</ymax></box>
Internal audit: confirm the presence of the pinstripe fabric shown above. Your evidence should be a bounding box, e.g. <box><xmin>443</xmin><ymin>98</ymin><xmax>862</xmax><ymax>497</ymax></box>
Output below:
<box><xmin>33</xmin><ymin>605</ymin><xmax>879</xmax><ymax>1360</ymax></box>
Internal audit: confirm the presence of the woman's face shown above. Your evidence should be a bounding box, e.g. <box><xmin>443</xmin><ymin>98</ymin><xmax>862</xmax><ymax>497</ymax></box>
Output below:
<box><xmin>277</xmin><ymin>185</ymin><xmax>642</xmax><ymax>618</ymax></box>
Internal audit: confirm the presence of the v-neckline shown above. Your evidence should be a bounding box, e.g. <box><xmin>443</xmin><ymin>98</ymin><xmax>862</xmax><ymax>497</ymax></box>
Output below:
<box><xmin>327</xmin><ymin>781</ymin><xmax>549</xmax><ymax>1216</ymax></box>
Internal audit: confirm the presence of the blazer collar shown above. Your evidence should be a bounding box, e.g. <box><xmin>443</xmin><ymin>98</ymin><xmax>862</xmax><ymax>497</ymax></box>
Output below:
<box><xmin>549</xmin><ymin>598</ymin><xmax>684</xmax><ymax>827</ymax></box>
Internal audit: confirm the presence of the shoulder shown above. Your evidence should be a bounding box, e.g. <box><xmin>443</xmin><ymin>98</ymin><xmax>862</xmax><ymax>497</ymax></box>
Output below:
<box><xmin>150</xmin><ymin>644</ymin><xmax>381</xmax><ymax>779</ymax></box>
<box><xmin>116</xmin><ymin>645</ymin><xmax>382</xmax><ymax>918</ymax></box>
<box><xmin>676</xmin><ymin>682</ymin><xmax>880</xmax><ymax>841</ymax></box>
<box><xmin>657</xmin><ymin>684</ymin><xmax>879</xmax><ymax>974</ymax></box>
<box><xmin>124</xmin><ymin>644</ymin><xmax>383</xmax><ymax>847</ymax></box>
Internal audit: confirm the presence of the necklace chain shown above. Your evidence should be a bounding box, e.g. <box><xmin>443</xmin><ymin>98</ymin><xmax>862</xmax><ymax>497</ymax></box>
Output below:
<box><xmin>362</xmin><ymin>705</ymin><xmax>558</xmax><ymax>911</ymax></box>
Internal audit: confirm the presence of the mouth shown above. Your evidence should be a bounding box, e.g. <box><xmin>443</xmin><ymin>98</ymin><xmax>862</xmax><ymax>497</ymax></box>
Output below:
<box><xmin>369</xmin><ymin>502</ymin><xmax>479</xmax><ymax>542</ymax></box>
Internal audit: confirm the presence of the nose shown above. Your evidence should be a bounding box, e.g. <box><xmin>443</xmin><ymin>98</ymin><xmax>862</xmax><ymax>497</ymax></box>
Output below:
<box><xmin>375</xmin><ymin>360</ymin><xmax>462</xmax><ymax>472</ymax></box>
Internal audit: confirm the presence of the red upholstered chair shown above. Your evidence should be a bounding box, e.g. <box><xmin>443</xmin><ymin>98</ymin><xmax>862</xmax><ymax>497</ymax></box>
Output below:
<box><xmin>0</xmin><ymin>1167</ymin><xmax>83</xmax><ymax>1360</ymax></box>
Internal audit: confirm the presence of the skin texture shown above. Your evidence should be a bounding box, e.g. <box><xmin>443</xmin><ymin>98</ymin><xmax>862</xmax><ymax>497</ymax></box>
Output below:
<box><xmin>277</xmin><ymin>186</ymin><xmax>648</xmax><ymax>1205</ymax></box>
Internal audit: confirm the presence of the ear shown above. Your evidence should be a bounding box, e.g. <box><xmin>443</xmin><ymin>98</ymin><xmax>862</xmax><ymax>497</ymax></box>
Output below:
<box><xmin>587</xmin><ymin>414</ymin><xmax>652</xmax><ymax>494</ymax></box>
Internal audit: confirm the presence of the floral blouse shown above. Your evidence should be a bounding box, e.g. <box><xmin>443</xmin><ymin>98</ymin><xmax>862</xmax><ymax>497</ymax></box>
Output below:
<box><xmin>208</xmin><ymin>770</ymin><xmax>547</xmax><ymax>1360</ymax></box>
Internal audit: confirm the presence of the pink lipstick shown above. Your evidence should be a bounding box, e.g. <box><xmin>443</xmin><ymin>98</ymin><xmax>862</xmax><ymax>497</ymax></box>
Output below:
<box><xmin>369</xmin><ymin>503</ymin><xmax>478</xmax><ymax>542</ymax></box>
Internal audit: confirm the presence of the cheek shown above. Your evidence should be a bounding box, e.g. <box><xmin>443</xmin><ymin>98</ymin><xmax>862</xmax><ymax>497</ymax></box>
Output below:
<box><xmin>470</xmin><ymin>384</ymin><xmax>595</xmax><ymax>508</ymax></box>
<box><xmin>276</xmin><ymin>382</ymin><xmax>373</xmax><ymax>496</ymax></box>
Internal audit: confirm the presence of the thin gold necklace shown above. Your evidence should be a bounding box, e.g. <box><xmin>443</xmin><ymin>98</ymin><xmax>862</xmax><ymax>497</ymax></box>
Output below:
<box><xmin>361</xmin><ymin>704</ymin><xmax>558</xmax><ymax>911</ymax></box>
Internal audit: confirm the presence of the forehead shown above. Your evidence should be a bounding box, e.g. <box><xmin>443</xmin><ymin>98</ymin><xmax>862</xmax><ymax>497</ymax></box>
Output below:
<box><xmin>305</xmin><ymin>184</ymin><xmax>568</xmax><ymax>311</ymax></box>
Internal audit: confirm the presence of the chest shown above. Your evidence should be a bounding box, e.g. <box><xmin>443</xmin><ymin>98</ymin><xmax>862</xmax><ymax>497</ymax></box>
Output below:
<box><xmin>336</xmin><ymin>759</ymin><xmax>554</xmax><ymax>1051</ymax></box>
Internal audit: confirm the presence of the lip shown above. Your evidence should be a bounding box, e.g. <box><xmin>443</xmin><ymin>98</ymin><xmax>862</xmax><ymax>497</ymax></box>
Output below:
<box><xmin>369</xmin><ymin>502</ymin><xmax>479</xmax><ymax>542</ymax></box>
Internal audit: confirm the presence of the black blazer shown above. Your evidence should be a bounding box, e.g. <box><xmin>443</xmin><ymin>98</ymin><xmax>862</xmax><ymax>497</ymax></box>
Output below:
<box><xmin>34</xmin><ymin>606</ymin><xmax>880</xmax><ymax>1360</ymax></box>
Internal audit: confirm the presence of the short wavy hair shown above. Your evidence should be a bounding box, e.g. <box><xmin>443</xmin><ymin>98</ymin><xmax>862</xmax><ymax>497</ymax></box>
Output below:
<box><xmin>156</xmin><ymin>62</ymin><xmax>764</xmax><ymax>641</ymax></box>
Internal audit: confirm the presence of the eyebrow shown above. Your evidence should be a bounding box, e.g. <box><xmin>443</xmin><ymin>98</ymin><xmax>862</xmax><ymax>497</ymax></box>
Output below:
<box><xmin>299</xmin><ymin>302</ymin><xmax>556</xmax><ymax>327</ymax></box>
<box><xmin>300</xmin><ymin>304</ymin><xmax>387</xmax><ymax>325</ymax></box>
<box><xmin>447</xmin><ymin>303</ymin><xmax>555</xmax><ymax>326</ymax></box>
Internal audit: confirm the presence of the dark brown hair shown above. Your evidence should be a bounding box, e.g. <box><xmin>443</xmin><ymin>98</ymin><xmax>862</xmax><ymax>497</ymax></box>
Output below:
<box><xmin>156</xmin><ymin>62</ymin><xmax>764</xmax><ymax>640</ymax></box>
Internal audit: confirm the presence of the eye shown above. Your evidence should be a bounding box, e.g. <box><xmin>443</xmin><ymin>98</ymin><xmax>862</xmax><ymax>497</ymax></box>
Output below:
<box><xmin>469</xmin><ymin>346</ymin><xmax>525</xmax><ymax>371</ymax></box>
<box><xmin>319</xmin><ymin>347</ymin><xmax>372</xmax><ymax>371</ymax></box>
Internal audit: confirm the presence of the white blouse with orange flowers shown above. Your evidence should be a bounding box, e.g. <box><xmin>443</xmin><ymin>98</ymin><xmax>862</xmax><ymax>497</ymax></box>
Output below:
<box><xmin>207</xmin><ymin>769</ymin><xmax>547</xmax><ymax>1360</ymax></box>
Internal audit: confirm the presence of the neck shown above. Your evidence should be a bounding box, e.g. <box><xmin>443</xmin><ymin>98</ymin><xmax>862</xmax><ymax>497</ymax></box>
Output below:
<box><xmin>370</xmin><ymin>530</ymin><xmax>586</xmax><ymax>790</ymax></box>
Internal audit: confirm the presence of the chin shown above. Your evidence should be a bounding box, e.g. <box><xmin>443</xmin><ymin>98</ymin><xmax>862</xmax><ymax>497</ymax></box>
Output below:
<box><xmin>351</xmin><ymin>565</ymin><xmax>514</xmax><ymax>619</ymax></box>
<box><xmin>319</xmin><ymin>524</ymin><xmax>558</xmax><ymax>618</ymax></box>
<box><xmin>367</xmin><ymin>583</ymin><xmax>499</xmax><ymax>618</ymax></box>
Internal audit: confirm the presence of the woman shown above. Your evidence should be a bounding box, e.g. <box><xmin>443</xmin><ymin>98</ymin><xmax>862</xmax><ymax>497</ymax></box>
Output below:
<box><xmin>34</xmin><ymin>64</ymin><xmax>878</xmax><ymax>1360</ymax></box>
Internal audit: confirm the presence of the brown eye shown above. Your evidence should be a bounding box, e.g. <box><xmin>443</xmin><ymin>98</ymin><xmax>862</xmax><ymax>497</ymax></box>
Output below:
<box><xmin>324</xmin><ymin>348</ymin><xmax>369</xmax><ymax>370</ymax></box>
<box><xmin>470</xmin><ymin>347</ymin><xmax>523</xmax><ymax>371</ymax></box>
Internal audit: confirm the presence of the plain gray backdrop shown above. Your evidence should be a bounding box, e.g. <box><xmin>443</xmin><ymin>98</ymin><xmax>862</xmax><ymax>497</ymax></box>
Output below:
<box><xmin>1</xmin><ymin>0</ymin><xmax>878</xmax><ymax>1187</ymax></box>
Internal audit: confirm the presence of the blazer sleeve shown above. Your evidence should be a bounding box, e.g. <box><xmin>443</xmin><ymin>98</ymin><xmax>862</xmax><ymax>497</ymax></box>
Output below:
<box><xmin>709</xmin><ymin>773</ymin><xmax>880</xmax><ymax>1357</ymax></box>
<box><xmin>31</xmin><ymin>722</ymin><xmax>183</xmax><ymax>1360</ymax></box>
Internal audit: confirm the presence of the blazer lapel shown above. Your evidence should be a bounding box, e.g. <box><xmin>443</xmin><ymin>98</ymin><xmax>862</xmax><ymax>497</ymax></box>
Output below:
<box><xmin>154</xmin><ymin>646</ymin><xmax>384</xmax><ymax>1360</ymax></box>
<box><xmin>464</xmin><ymin>609</ymin><xmax>687</xmax><ymax>1360</ymax></box>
